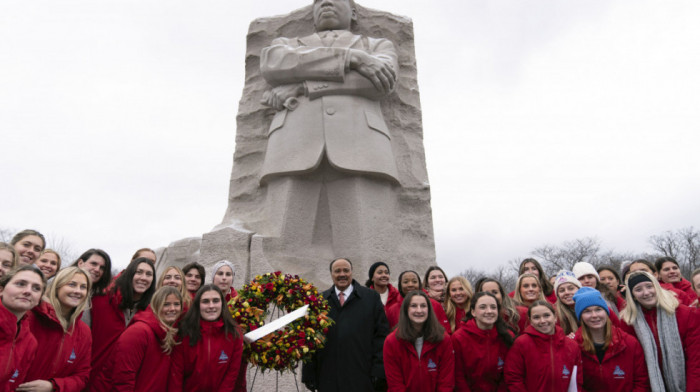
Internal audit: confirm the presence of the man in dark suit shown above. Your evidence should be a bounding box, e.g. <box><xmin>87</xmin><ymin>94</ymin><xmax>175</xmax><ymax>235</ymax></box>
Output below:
<box><xmin>258</xmin><ymin>0</ymin><xmax>400</xmax><ymax>266</ymax></box>
<box><xmin>302</xmin><ymin>258</ymin><xmax>389</xmax><ymax>391</ymax></box>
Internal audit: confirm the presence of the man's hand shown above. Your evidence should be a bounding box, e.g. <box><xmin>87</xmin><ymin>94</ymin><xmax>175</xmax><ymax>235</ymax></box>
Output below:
<box><xmin>16</xmin><ymin>380</ymin><xmax>54</xmax><ymax>392</ymax></box>
<box><xmin>348</xmin><ymin>49</ymin><xmax>396</xmax><ymax>94</ymax></box>
<box><xmin>261</xmin><ymin>83</ymin><xmax>305</xmax><ymax>111</ymax></box>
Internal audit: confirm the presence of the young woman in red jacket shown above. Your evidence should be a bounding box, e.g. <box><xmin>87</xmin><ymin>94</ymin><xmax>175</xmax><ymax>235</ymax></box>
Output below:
<box><xmin>444</xmin><ymin>276</ymin><xmax>473</xmax><ymax>333</ymax></box>
<box><xmin>365</xmin><ymin>261</ymin><xmax>401</xmax><ymax>314</ymax></box>
<box><xmin>512</xmin><ymin>273</ymin><xmax>545</xmax><ymax>308</ymax></box>
<box><xmin>0</xmin><ymin>265</ymin><xmax>44</xmax><ymax>389</ymax></box>
<box><xmin>475</xmin><ymin>278</ymin><xmax>527</xmax><ymax>334</ymax></box>
<box><xmin>89</xmin><ymin>257</ymin><xmax>156</xmax><ymax>390</ymax></box>
<box><xmin>385</xmin><ymin>271</ymin><xmax>450</xmax><ymax>333</ymax></box>
<box><xmin>211</xmin><ymin>260</ymin><xmax>237</xmax><ymax>303</ymax></box>
<box><xmin>0</xmin><ymin>242</ymin><xmax>19</xmax><ymax>279</ymax></box>
<box><xmin>110</xmin><ymin>286</ymin><xmax>182</xmax><ymax>391</ymax></box>
<box><xmin>157</xmin><ymin>265</ymin><xmax>192</xmax><ymax>311</ymax></box>
<box><xmin>507</xmin><ymin>259</ymin><xmax>557</xmax><ymax>304</ymax></box>
<box><xmin>620</xmin><ymin>271</ymin><xmax>700</xmax><ymax>391</ymax></box>
<box><xmin>170</xmin><ymin>284</ymin><xmax>244</xmax><ymax>391</ymax></box>
<box><xmin>182</xmin><ymin>262</ymin><xmax>205</xmax><ymax>300</ymax></box>
<box><xmin>19</xmin><ymin>267</ymin><xmax>93</xmax><ymax>392</ymax></box>
<box><xmin>572</xmin><ymin>287</ymin><xmax>649</xmax><ymax>392</ymax></box>
<box><xmin>452</xmin><ymin>292</ymin><xmax>514</xmax><ymax>391</ymax></box>
<box><xmin>504</xmin><ymin>300</ymin><xmax>582</xmax><ymax>392</ymax></box>
<box><xmin>383</xmin><ymin>290</ymin><xmax>454</xmax><ymax>392</ymax></box>
<box><xmin>656</xmin><ymin>257</ymin><xmax>697</xmax><ymax>302</ymax></box>
<box><xmin>626</xmin><ymin>260</ymin><xmax>694</xmax><ymax>306</ymax></box>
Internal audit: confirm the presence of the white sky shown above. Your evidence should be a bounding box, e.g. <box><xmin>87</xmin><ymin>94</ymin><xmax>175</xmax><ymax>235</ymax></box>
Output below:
<box><xmin>2</xmin><ymin>1</ymin><xmax>699</xmax><ymax>275</ymax></box>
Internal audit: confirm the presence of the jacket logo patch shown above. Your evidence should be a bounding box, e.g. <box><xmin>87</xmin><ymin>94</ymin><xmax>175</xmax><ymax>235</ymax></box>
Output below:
<box><xmin>613</xmin><ymin>365</ymin><xmax>626</xmax><ymax>379</ymax></box>
<box><xmin>218</xmin><ymin>350</ymin><xmax>229</xmax><ymax>363</ymax></box>
<box><xmin>427</xmin><ymin>358</ymin><xmax>437</xmax><ymax>372</ymax></box>
<box><xmin>68</xmin><ymin>348</ymin><xmax>76</xmax><ymax>363</ymax></box>
<box><xmin>497</xmin><ymin>357</ymin><xmax>504</xmax><ymax>368</ymax></box>
<box><xmin>9</xmin><ymin>369</ymin><xmax>19</xmax><ymax>383</ymax></box>
<box><xmin>562</xmin><ymin>365</ymin><xmax>570</xmax><ymax>377</ymax></box>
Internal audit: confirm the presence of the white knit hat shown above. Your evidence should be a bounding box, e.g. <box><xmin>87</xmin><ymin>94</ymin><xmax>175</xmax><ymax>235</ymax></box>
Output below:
<box><xmin>572</xmin><ymin>262</ymin><xmax>600</xmax><ymax>281</ymax></box>
<box><xmin>554</xmin><ymin>270</ymin><xmax>582</xmax><ymax>294</ymax></box>
<box><xmin>211</xmin><ymin>260</ymin><xmax>235</xmax><ymax>283</ymax></box>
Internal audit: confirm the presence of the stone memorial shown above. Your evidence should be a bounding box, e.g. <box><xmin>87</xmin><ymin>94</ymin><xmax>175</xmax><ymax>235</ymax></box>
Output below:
<box><xmin>157</xmin><ymin>1</ymin><xmax>435</xmax><ymax>294</ymax></box>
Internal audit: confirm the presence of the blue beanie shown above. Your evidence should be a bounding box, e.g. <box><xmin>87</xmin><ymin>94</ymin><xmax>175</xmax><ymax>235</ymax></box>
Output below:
<box><xmin>573</xmin><ymin>287</ymin><xmax>609</xmax><ymax>320</ymax></box>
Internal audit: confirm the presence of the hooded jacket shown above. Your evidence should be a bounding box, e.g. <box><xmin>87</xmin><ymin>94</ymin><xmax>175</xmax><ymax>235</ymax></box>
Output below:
<box><xmin>383</xmin><ymin>330</ymin><xmax>454</xmax><ymax>392</ymax></box>
<box><xmin>170</xmin><ymin>319</ymin><xmax>244</xmax><ymax>391</ymax></box>
<box><xmin>452</xmin><ymin>319</ymin><xmax>511</xmax><ymax>391</ymax></box>
<box><xmin>89</xmin><ymin>289</ymin><xmax>145</xmax><ymax>390</ymax></box>
<box><xmin>25</xmin><ymin>301</ymin><xmax>92</xmax><ymax>392</ymax></box>
<box><xmin>109</xmin><ymin>307</ymin><xmax>172</xmax><ymax>391</ymax></box>
<box><xmin>504</xmin><ymin>325</ymin><xmax>583</xmax><ymax>392</ymax></box>
<box><xmin>0</xmin><ymin>302</ymin><xmax>37</xmax><ymax>391</ymax></box>
<box><xmin>574</xmin><ymin>326</ymin><xmax>649</xmax><ymax>392</ymax></box>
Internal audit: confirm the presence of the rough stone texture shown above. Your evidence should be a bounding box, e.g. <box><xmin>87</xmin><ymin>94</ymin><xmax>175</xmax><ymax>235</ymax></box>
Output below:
<box><xmin>157</xmin><ymin>4</ymin><xmax>436</xmax><ymax>390</ymax></box>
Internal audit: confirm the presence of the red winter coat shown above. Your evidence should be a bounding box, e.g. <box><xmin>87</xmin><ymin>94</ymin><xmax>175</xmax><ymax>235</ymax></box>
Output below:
<box><xmin>224</xmin><ymin>287</ymin><xmax>238</xmax><ymax>304</ymax></box>
<box><xmin>668</xmin><ymin>279</ymin><xmax>696</xmax><ymax>304</ymax></box>
<box><xmin>452</xmin><ymin>319</ymin><xmax>512</xmax><ymax>391</ymax></box>
<box><xmin>89</xmin><ymin>290</ymin><xmax>146</xmax><ymax>390</ymax></box>
<box><xmin>170</xmin><ymin>319</ymin><xmax>244</xmax><ymax>391</ymax></box>
<box><xmin>386</xmin><ymin>297</ymin><xmax>451</xmax><ymax>334</ymax></box>
<box><xmin>383</xmin><ymin>331</ymin><xmax>454</xmax><ymax>392</ymax></box>
<box><xmin>370</xmin><ymin>284</ymin><xmax>401</xmax><ymax>312</ymax></box>
<box><xmin>574</xmin><ymin>326</ymin><xmax>650</xmax><ymax>392</ymax></box>
<box><xmin>0</xmin><ymin>303</ymin><xmax>37</xmax><ymax>391</ymax></box>
<box><xmin>504</xmin><ymin>325</ymin><xmax>583</xmax><ymax>392</ymax></box>
<box><xmin>660</xmin><ymin>282</ymin><xmax>694</xmax><ymax>306</ymax></box>
<box><xmin>620</xmin><ymin>304</ymin><xmax>700</xmax><ymax>389</ymax></box>
<box><xmin>109</xmin><ymin>308</ymin><xmax>172</xmax><ymax>391</ymax></box>
<box><xmin>24</xmin><ymin>301</ymin><xmax>92</xmax><ymax>392</ymax></box>
<box><xmin>450</xmin><ymin>307</ymin><xmax>466</xmax><ymax>334</ymax></box>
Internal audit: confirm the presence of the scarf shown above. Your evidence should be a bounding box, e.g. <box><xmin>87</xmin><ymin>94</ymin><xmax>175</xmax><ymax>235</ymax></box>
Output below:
<box><xmin>632</xmin><ymin>304</ymin><xmax>685</xmax><ymax>392</ymax></box>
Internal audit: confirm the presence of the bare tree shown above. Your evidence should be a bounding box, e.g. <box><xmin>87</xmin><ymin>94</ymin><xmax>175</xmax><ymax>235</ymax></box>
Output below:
<box><xmin>531</xmin><ymin>237</ymin><xmax>601</xmax><ymax>275</ymax></box>
<box><xmin>649</xmin><ymin>227</ymin><xmax>700</xmax><ymax>276</ymax></box>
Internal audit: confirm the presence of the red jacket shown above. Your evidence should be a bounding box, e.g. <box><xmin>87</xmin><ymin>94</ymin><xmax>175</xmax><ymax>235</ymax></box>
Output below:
<box><xmin>386</xmin><ymin>297</ymin><xmax>451</xmax><ymax>334</ymax></box>
<box><xmin>660</xmin><ymin>282</ymin><xmax>694</xmax><ymax>306</ymax></box>
<box><xmin>383</xmin><ymin>330</ymin><xmax>454</xmax><ymax>392</ymax></box>
<box><xmin>574</xmin><ymin>326</ymin><xmax>650</xmax><ymax>392</ymax></box>
<box><xmin>620</xmin><ymin>304</ymin><xmax>700</xmax><ymax>389</ymax></box>
<box><xmin>668</xmin><ymin>279</ymin><xmax>696</xmax><ymax>304</ymax></box>
<box><xmin>504</xmin><ymin>325</ymin><xmax>583</xmax><ymax>392</ymax></box>
<box><xmin>25</xmin><ymin>301</ymin><xmax>92</xmax><ymax>392</ymax></box>
<box><xmin>170</xmin><ymin>319</ymin><xmax>244</xmax><ymax>391</ymax></box>
<box><xmin>451</xmin><ymin>307</ymin><xmax>466</xmax><ymax>334</ymax></box>
<box><xmin>0</xmin><ymin>303</ymin><xmax>37</xmax><ymax>391</ymax></box>
<box><xmin>452</xmin><ymin>319</ymin><xmax>511</xmax><ymax>391</ymax></box>
<box><xmin>89</xmin><ymin>290</ymin><xmax>144</xmax><ymax>390</ymax></box>
<box><xmin>108</xmin><ymin>308</ymin><xmax>172</xmax><ymax>391</ymax></box>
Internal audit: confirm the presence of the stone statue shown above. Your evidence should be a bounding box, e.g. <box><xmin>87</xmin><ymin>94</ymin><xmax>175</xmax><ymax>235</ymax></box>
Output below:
<box><xmin>157</xmin><ymin>0</ymin><xmax>435</xmax><ymax>300</ymax></box>
<box><xmin>255</xmin><ymin>0</ymin><xmax>401</xmax><ymax>270</ymax></box>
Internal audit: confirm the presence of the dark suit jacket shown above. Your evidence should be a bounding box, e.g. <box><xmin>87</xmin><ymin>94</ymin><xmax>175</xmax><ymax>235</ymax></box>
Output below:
<box><xmin>302</xmin><ymin>280</ymin><xmax>390</xmax><ymax>391</ymax></box>
<box><xmin>259</xmin><ymin>31</ymin><xmax>400</xmax><ymax>184</ymax></box>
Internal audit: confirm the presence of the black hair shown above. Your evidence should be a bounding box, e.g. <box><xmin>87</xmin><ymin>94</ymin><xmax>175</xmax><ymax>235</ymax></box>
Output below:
<box><xmin>329</xmin><ymin>257</ymin><xmax>353</xmax><ymax>272</ymax></box>
<box><xmin>183</xmin><ymin>262</ymin><xmax>206</xmax><ymax>285</ymax></box>
<box><xmin>466</xmin><ymin>292</ymin><xmax>514</xmax><ymax>347</ymax></box>
<box><xmin>72</xmin><ymin>248</ymin><xmax>112</xmax><ymax>295</ymax></box>
<box><xmin>397</xmin><ymin>270</ymin><xmax>422</xmax><ymax>297</ymax></box>
<box><xmin>111</xmin><ymin>257</ymin><xmax>156</xmax><ymax>311</ymax></box>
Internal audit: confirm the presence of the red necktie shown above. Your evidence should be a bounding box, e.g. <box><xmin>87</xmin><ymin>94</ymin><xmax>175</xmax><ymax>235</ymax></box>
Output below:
<box><xmin>339</xmin><ymin>292</ymin><xmax>345</xmax><ymax>306</ymax></box>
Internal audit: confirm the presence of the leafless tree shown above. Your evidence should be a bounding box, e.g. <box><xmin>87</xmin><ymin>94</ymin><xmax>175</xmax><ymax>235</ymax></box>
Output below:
<box><xmin>649</xmin><ymin>226</ymin><xmax>700</xmax><ymax>276</ymax></box>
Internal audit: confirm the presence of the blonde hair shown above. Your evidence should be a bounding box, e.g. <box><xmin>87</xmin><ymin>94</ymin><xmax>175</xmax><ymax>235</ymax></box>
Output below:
<box><xmin>46</xmin><ymin>267</ymin><xmax>92</xmax><ymax>332</ymax></box>
<box><xmin>0</xmin><ymin>242</ymin><xmax>19</xmax><ymax>270</ymax></box>
<box><xmin>620</xmin><ymin>271</ymin><xmax>679</xmax><ymax>325</ymax></box>
<box><xmin>554</xmin><ymin>282</ymin><xmax>580</xmax><ymax>335</ymax></box>
<box><xmin>40</xmin><ymin>249</ymin><xmax>62</xmax><ymax>271</ymax></box>
<box><xmin>150</xmin><ymin>286</ymin><xmax>182</xmax><ymax>355</ymax></box>
<box><xmin>514</xmin><ymin>273</ymin><xmax>545</xmax><ymax>306</ymax></box>
<box><xmin>444</xmin><ymin>276</ymin><xmax>474</xmax><ymax>332</ymax></box>
<box><xmin>156</xmin><ymin>266</ymin><xmax>191</xmax><ymax>308</ymax></box>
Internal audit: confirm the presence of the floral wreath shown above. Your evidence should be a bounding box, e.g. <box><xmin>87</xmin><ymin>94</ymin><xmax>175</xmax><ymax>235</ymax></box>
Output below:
<box><xmin>229</xmin><ymin>271</ymin><xmax>334</xmax><ymax>372</ymax></box>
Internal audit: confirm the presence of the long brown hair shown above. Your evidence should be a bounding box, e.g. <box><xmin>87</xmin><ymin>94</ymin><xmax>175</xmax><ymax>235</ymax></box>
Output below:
<box><xmin>475</xmin><ymin>277</ymin><xmax>521</xmax><ymax>334</ymax></box>
<box><xmin>396</xmin><ymin>291</ymin><xmax>444</xmax><ymax>343</ymax></box>
<box><xmin>519</xmin><ymin>258</ymin><xmax>553</xmax><ymax>296</ymax></box>
<box><xmin>579</xmin><ymin>314</ymin><xmax>612</xmax><ymax>354</ymax></box>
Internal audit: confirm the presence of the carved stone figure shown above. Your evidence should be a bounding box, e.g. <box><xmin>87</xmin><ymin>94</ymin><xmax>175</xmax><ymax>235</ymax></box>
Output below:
<box><xmin>157</xmin><ymin>0</ymin><xmax>434</xmax><ymax>306</ymax></box>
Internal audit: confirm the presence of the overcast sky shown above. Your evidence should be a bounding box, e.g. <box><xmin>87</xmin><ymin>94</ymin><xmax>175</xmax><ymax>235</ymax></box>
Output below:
<box><xmin>2</xmin><ymin>0</ymin><xmax>699</xmax><ymax>275</ymax></box>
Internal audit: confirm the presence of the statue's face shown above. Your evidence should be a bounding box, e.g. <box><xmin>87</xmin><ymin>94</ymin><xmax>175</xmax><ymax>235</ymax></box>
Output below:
<box><xmin>313</xmin><ymin>0</ymin><xmax>355</xmax><ymax>31</ymax></box>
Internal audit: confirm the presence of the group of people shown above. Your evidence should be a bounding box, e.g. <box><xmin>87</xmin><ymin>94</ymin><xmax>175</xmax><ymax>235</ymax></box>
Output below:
<box><xmin>1</xmin><ymin>229</ymin><xmax>244</xmax><ymax>391</ymax></box>
<box><xmin>303</xmin><ymin>257</ymin><xmax>700</xmax><ymax>392</ymax></box>
<box><xmin>3</xmin><ymin>229</ymin><xmax>700</xmax><ymax>391</ymax></box>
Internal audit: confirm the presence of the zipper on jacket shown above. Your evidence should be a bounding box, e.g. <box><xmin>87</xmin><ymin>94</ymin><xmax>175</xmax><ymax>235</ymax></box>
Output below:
<box><xmin>550</xmin><ymin>338</ymin><xmax>556</xmax><ymax>392</ymax></box>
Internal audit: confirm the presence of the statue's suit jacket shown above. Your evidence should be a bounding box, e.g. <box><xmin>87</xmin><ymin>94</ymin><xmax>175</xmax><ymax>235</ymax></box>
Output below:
<box><xmin>259</xmin><ymin>30</ymin><xmax>400</xmax><ymax>184</ymax></box>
